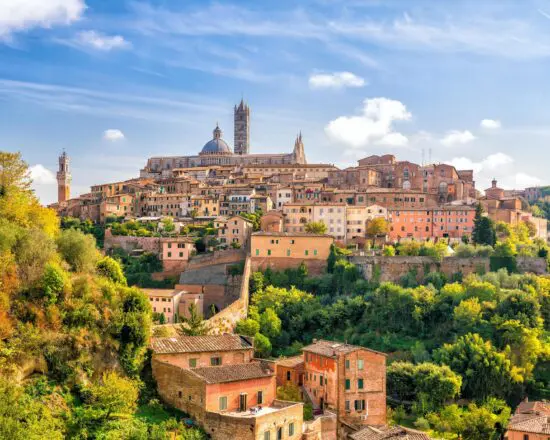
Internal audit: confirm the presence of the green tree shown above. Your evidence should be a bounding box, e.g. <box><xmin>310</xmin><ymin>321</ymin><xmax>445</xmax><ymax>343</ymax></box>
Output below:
<box><xmin>235</xmin><ymin>318</ymin><xmax>260</xmax><ymax>337</ymax></box>
<box><xmin>259</xmin><ymin>307</ymin><xmax>282</xmax><ymax>339</ymax></box>
<box><xmin>472</xmin><ymin>204</ymin><xmax>496</xmax><ymax>246</ymax></box>
<box><xmin>56</xmin><ymin>229</ymin><xmax>100</xmax><ymax>272</ymax></box>
<box><xmin>179</xmin><ymin>304</ymin><xmax>210</xmax><ymax>336</ymax></box>
<box><xmin>435</xmin><ymin>333</ymin><xmax>521</xmax><ymax>399</ymax></box>
<box><xmin>40</xmin><ymin>263</ymin><xmax>68</xmax><ymax>305</ymax></box>
<box><xmin>253</xmin><ymin>333</ymin><xmax>271</xmax><ymax>357</ymax></box>
<box><xmin>276</xmin><ymin>383</ymin><xmax>301</xmax><ymax>402</ymax></box>
<box><xmin>96</xmin><ymin>256</ymin><xmax>127</xmax><ymax>285</ymax></box>
<box><xmin>494</xmin><ymin>239</ymin><xmax>517</xmax><ymax>257</ymax></box>
<box><xmin>383</xmin><ymin>245</ymin><xmax>396</xmax><ymax>256</ymax></box>
<box><xmin>0</xmin><ymin>379</ymin><xmax>64</xmax><ymax>440</ymax></box>
<box><xmin>89</xmin><ymin>372</ymin><xmax>138</xmax><ymax>418</ymax></box>
<box><xmin>304</xmin><ymin>221</ymin><xmax>327</xmax><ymax>234</ymax></box>
<box><xmin>161</xmin><ymin>217</ymin><xmax>175</xmax><ymax>234</ymax></box>
<box><xmin>366</xmin><ymin>218</ymin><xmax>389</xmax><ymax>246</ymax></box>
<box><xmin>453</xmin><ymin>297</ymin><xmax>483</xmax><ymax>331</ymax></box>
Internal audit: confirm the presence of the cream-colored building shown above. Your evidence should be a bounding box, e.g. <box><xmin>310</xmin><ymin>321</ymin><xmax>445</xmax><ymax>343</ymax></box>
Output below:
<box><xmin>217</xmin><ymin>215</ymin><xmax>253</xmax><ymax>248</ymax></box>
<box><xmin>346</xmin><ymin>204</ymin><xmax>388</xmax><ymax>241</ymax></box>
<box><xmin>282</xmin><ymin>202</ymin><xmax>347</xmax><ymax>241</ymax></box>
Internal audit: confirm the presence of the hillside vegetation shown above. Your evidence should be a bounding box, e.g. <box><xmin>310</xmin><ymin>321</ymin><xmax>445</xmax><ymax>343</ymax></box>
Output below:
<box><xmin>0</xmin><ymin>152</ymin><xmax>206</xmax><ymax>439</ymax></box>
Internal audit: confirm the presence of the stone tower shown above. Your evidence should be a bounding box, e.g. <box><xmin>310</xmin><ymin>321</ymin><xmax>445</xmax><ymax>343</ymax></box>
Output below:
<box><xmin>56</xmin><ymin>151</ymin><xmax>71</xmax><ymax>203</ymax></box>
<box><xmin>292</xmin><ymin>132</ymin><xmax>307</xmax><ymax>164</ymax></box>
<box><xmin>234</xmin><ymin>99</ymin><xmax>250</xmax><ymax>155</ymax></box>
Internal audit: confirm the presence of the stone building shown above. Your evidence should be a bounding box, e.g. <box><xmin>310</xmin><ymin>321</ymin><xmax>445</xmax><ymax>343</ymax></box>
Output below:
<box><xmin>151</xmin><ymin>334</ymin><xmax>304</xmax><ymax>440</ymax></box>
<box><xmin>140</xmin><ymin>102</ymin><xmax>307</xmax><ymax>179</ymax></box>
<box><xmin>56</xmin><ymin>151</ymin><xmax>71</xmax><ymax>203</ymax></box>
<box><xmin>301</xmin><ymin>340</ymin><xmax>387</xmax><ymax>428</ymax></box>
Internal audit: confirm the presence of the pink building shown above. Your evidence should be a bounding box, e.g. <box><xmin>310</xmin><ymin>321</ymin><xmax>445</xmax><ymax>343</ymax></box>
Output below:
<box><xmin>160</xmin><ymin>237</ymin><xmax>195</xmax><ymax>272</ymax></box>
<box><xmin>144</xmin><ymin>288</ymin><xmax>185</xmax><ymax>323</ymax></box>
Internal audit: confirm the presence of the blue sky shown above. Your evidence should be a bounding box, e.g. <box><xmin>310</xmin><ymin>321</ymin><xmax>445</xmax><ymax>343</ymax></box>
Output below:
<box><xmin>2</xmin><ymin>0</ymin><xmax>550</xmax><ymax>204</ymax></box>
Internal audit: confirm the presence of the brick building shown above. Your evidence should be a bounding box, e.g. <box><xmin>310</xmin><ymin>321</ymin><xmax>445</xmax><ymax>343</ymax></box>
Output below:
<box><xmin>505</xmin><ymin>399</ymin><xmax>550</xmax><ymax>440</ymax></box>
<box><xmin>302</xmin><ymin>340</ymin><xmax>387</xmax><ymax>427</ymax></box>
<box><xmin>250</xmin><ymin>232</ymin><xmax>334</xmax><ymax>273</ymax></box>
<box><xmin>151</xmin><ymin>334</ymin><xmax>304</xmax><ymax>440</ymax></box>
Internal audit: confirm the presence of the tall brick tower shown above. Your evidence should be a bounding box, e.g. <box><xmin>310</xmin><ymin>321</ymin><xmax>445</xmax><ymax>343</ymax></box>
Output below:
<box><xmin>234</xmin><ymin>99</ymin><xmax>250</xmax><ymax>155</ymax></box>
<box><xmin>56</xmin><ymin>151</ymin><xmax>71</xmax><ymax>203</ymax></box>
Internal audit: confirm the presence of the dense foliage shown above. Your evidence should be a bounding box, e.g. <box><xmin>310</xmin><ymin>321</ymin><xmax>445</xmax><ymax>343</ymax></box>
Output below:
<box><xmin>0</xmin><ymin>152</ymin><xmax>206</xmax><ymax>439</ymax></box>
<box><xmin>241</xmin><ymin>245</ymin><xmax>550</xmax><ymax>438</ymax></box>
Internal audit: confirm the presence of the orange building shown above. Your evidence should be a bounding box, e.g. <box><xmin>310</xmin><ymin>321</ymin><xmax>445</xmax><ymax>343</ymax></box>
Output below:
<box><xmin>302</xmin><ymin>340</ymin><xmax>387</xmax><ymax>427</ymax></box>
<box><xmin>250</xmin><ymin>231</ymin><xmax>334</xmax><ymax>274</ymax></box>
<box><xmin>505</xmin><ymin>399</ymin><xmax>550</xmax><ymax>440</ymax></box>
<box><xmin>151</xmin><ymin>334</ymin><xmax>304</xmax><ymax>440</ymax></box>
<box><xmin>217</xmin><ymin>215</ymin><xmax>253</xmax><ymax>248</ymax></box>
<box><xmin>160</xmin><ymin>236</ymin><xmax>195</xmax><ymax>272</ymax></box>
<box><xmin>151</xmin><ymin>334</ymin><xmax>255</xmax><ymax>370</ymax></box>
<box><xmin>274</xmin><ymin>356</ymin><xmax>304</xmax><ymax>388</ymax></box>
<box><xmin>388</xmin><ymin>206</ymin><xmax>475</xmax><ymax>241</ymax></box>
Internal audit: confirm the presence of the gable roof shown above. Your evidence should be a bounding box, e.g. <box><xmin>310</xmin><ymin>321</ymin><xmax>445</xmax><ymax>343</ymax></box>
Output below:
<box><xmin>151</xmin><ymin>334</ymin><xmax>253</xmax><ymax>354</ymax></box>
<box><xmin>302</xmin><ymin>339</ymin><xmax>386</xmax><ymax>358</ymax></box>
<box><xmin>350</xmin><ymin>426</ymin><xmax>432</xmax><ymax>440</ymax></box>
<box><xmin>507</xmin><ymin>413</ymin><xmax>550</xmax><ymax>435</ymax></box>
<box><xmin>275</xmin><ymin>356</ymin><xmax>304</xmax><ymax>368</ymax></box>
<box><xmin>516</xmin><ymin>400</ymin><xmax>550</xmax><ymax>415</ymax></box>
<box><xmin>190</xmin><ymin>362</ymin><xmax>274</xmax><ymax>384</ymax></box>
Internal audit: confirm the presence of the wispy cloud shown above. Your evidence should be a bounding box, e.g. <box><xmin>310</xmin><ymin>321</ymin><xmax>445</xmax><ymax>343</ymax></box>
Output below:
<box><xmin>57</xmin><ymin>30</ymin><xmax>131</xmax><ymax>51</ymax></box>
<box><xmin>309</xmin><ymin>71</ymin><xmax>366</xmax><ymax>89</ymax></box>
<box><xmin>0</xmin><ymin>0</ymin><xmax>85</xmax><ymax>42</ymax></box>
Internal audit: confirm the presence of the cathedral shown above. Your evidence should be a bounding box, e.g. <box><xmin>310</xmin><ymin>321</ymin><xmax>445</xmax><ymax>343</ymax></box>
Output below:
<box><xmin>140</xmin><ymin>100</ymin><xmax>307</xmax><ymax>178</ymax></box>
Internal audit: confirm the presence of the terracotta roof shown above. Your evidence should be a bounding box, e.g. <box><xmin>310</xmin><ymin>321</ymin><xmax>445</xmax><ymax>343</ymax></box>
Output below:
<box><xmin>252</xmin><ymin>231</ymin><xmax>334</xmax><ymax>238</ymax></box>
<box><xmin>275</xmin><ymin>356</ymin><xmax>304</xmax><ymax>368</ymax></box>
<box><xmin>143</xmin><ymin>289</ymin><xmax>185</xmax><ymax>298</ymax></box>
<box><xmin>516</xmin><ymin>400</ymin><xmax>550</xmax><ymax>415</ymax></box>
<box><xmin>190</xmin><ymin>362</ymin><xmax>274</xmax><ymax>384</ymax></box>
<box><xmin>350</xmin><ymin>426</ymin><xmax>432</xmax><ymax>440</ymax></box>
<box><xmin>507</xmin><ymin>413</ymin><xmax>550</xmax><ymax>434</ymax></box>
<box><xmin>302</xmin><ymin>339</ymin><xmax>386</xmax><ymax>358</ymax></box>
<box><xmin>150</xmin><ymin>335</ymin><xmax>253</xmax><ymax>354</ymax></box>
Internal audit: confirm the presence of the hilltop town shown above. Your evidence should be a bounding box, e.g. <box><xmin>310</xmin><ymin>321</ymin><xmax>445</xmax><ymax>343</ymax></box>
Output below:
<box><xmin>1</xmin><ymin>101</ymin><xmax>537</xmax><ymax>439</ymax></box>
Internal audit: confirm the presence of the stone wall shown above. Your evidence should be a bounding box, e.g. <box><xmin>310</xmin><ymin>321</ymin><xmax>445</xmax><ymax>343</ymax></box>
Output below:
<box><xmin>104</xmin><ymin>229</ymin><xmax>161</xmax><ymax>254</ymax></box>
<box><xmin>206</xmin><ymin>257</ymin><xmax>251</xmax><ymax>334</ymax></box>
<box><xmin>350</xmin><ymin>256</ymin><xmax>547</xmax><ymax>283</ymax></box>
<box><xmin>186</xmin><ymin>249</ymin><xmax>246</xmax><ymax>270</ymax></box>
<box><xmin>251</xmin><ymin>257</ymin><xmax>327</xmax><ymax>275</ymax></box>
<box><xmin>517</xmin><ymin>257</ymin><xmax>548</xmax><ymax>275</ymax></box>
<box><xmin>303</xmin><ymin>412</ymin><xmax>337</xmax><ymax>440</ymax></box>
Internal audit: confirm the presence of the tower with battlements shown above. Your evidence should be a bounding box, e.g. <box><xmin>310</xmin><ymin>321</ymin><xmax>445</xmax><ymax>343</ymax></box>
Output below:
<box><xmin>56</xmin><ymin>151</ymin><xmax>71</xmax><ymax>203</ymax></box>
<box><xmin>234</xmin><ymin>99</ymin><xmax>250</xmax><ymax>155</ymax></box>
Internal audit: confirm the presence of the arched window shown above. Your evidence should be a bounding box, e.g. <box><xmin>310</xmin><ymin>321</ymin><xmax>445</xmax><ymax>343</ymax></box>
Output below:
<box><xmin>403</xmin><ymin>180</ymin><xmax>411</xmax><ymax>190</ymax></box>
<box><xmin>439</xmin><ymin>182</ymin><xmax>448</xmax><ymax>193</ymax></box>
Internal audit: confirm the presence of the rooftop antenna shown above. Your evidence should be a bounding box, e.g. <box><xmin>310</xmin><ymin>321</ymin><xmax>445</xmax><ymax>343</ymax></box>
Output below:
<box><xmin>422</xmin><ymin>148</ymin><xmax>425</xmax><ymax>166</ymax></box>
<box><xmin>428</xmin><ymin>148</ymin><xmax>432</xmax><ymax>164</ymax></box>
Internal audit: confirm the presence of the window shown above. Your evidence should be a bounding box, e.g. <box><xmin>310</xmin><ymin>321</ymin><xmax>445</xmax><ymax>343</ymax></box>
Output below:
<box><xmin>210</xmin><ymin>356</ymin><xmax>222</xmax><ymax>366</ymax></box>
<box><xmin>267</xmin><ymin>249</ymin><xmax>272</xmax><ymax>256</ymax></box>
<box><xmin>358</xmin><ymin>378</ymin><xmax>364</xmax><ymax>389</ymax></box>
<box><xmin>219</xmin><ymin>396</ymin><xmax>227</xmax><ymax>411</ymax></box>
<box><xmin>314</xmin><ymin>249</ymin><xmax>318</xmax><ymax>256</ymax></box>
<box><xmin>287</xmin><ymin>249</ymin><xmax>291</xmax><ymax>256</ymax></box>
<box><xmin>523</xmin><ymin>435</ymin><xmax>529</xmax><ymax>440</ymax></box>
<box><xmin>354</xmin><ymin>399</ymin><xmax>366</xmax><ymax>411</ymax></box>
<box><xmin>256</xmin><ymin>249</ymin><xmax>260</xmax><ymax>256</ymax></box>
<box><xmin>179</xmin><ymin>252</ymin><xmax>183</xmax><ymax>258</ymax></box>
<box><xmin>189</xmin><ymin>358</ymin><xmax>197</xmax><ymax>368</ymax></box>
<box><xmin>178</xmin><ymin>391</ymin><xmax>182</xmax><ymax>398</ymax></box>
<box><xmin>357</xmin><ymin>359</ymin><xmax>364</xmax><ymax>370</ymax></box>
<box><xmin>345</xmin><ymin>400</ymin><xmax>350</xmax><ymax>411</ymax></box>
<box><xmin>264</xmin><ymin>431</ymin><xmax>271</xmax><ymax>440</ymax></box>
<box><xmin>345</xmin><ymin>379</ymin><xmax>351</xmax><ymax>390</ymax></box>
<box><xmin>167</xmin><ymin>252</ymin><xmax>172</xmax><ymax>258</ymax></box>
<box><xmin>289</xmin><ymin>422</ymin><xmax>295</xmax><ymax>436</ymax></box>
<box><xmin>345</xmin><ymin>359</ymin><xmax>350</xmax><ymax>369</ymax></box>
<box><xmin>319</xmin><ymin>375</ymin><xmax>323</xmax><ymax>385</ymax></box>
<box><xmin>305</xmin><ymin>250</ymin><xmax>309</xmax><ymax>256</ymax></box>
<box><xmin>257</xmin><ymin>390</ymin><xmax>263</xmax><ymax>404</ymax></box>
<box><xmin>277</xmin><ymin>427</ymin><xmax>283</xmax><ymax>440</ymax></box>
<box><xmin>287</xmin><ymin>371</ymin><xmax>291</xmax><ymax>381</ymax></box>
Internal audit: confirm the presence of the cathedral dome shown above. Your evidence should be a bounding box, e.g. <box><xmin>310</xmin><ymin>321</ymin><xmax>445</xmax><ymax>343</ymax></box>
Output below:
<box><xmin>200</xmin><ymin>125</ymin><xmax>232</xmax><ymax>155</ymax></box>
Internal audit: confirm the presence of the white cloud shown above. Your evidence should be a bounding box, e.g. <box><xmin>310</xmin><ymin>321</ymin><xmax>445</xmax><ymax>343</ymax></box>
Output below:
<box><xmin>29</xmin><ymin>164</ymin><xmax>56</xmax><ymax>184</ymax></box>
<box><xmin>309</xmin><ymin>72</ymin><xmax>366</xmax><ymax>89</ymax></box>
<box><xmin>325</xmin><ymin>97</ymin><xmax>411</xmax><ymax>148</ymax></box>
<box><xmin>68</xmin><ymin>30</ymin><xmax>131</xmax><ymax>51</ymax></box>
<box><xmin>441</xmin><ymin>130</ymin><xmax>476</xmax><ymax>147</ymax></box>
<box><xmin>447</xmin><ymin>152</ymin><xmax>513</xmax><ymax>174</ymax></box>
<box><xmin>0</xmin><ymin>0</ymin><xmax>85</xmax><ymax>41</ymax></box>
<box><xmin>515</xmin><ymin>172</ymin><xmax>541</xmax><ymax>188</ymax></box>
<box><xmin>103</xmin><ymin>129</ymin><xmax>125</xmax><ymax>141</ymax></box>
<box><xmin>480</xmin><ymin>119</ymin><xmax>501</xmax><ymax>129</ymax></box>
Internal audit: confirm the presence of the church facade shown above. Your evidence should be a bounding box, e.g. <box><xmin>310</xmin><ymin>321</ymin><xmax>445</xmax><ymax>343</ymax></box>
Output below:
<box><xmin>140</xmin><ymin>100</ymin><xmax>307</xmax><ymax>179</ymax></box>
